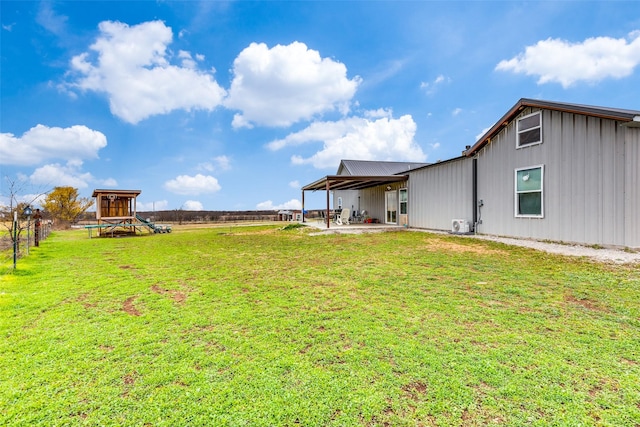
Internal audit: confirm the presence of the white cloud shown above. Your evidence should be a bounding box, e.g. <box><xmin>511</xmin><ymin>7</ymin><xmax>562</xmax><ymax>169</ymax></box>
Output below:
<box><xmin>183</xmin><ymin>200</ymin><xmax>204</xmax><ymax>211</ymax></box>
<box><xmin>98</xmin><ymin>178</ymin><xmax>118</xmax><ymax>187</ymax></box>
<box><xmin>18</xmin><ymin>193</ymin><xmax>48</xmax><ymax>208</ymax></box>
<box><xmin>196</xmin><ymin>162</ymin><xmax>215</xmax><ymax>172</ymax></box>
<box><xmin>496</xmin><ymin>31</ymin><xmax>640</xmax><ymax>88</ymax></box>
<box><xmin>225</xmin><ymin>41</ymin><xmax>360</xmax><ymax>128</ymax></box>
<box><xmin>163</xmin><ymin>174</ymin><xmax>221</xmax><ymax>195</ymax></box>
<box><xmin>475</xmin><ymin>126</ymin><xmax>492</xmax><ymax>142</ymax></box>
<box><xmin>213</xmin><ymin>155</ymin><xmax>231</xmax><ymax>170</ymax></box>
<box><xmin>196</xmin><ymin>155</ymin><xmax>231</xmax><ymax>173</ymax></box>
<box><xmin>269</xmin><ymin>114</ymin><xmax>426</xmax><ymax>169</ymax></box>
<box><xmin>256</xmin><ymin>199</ymin><xmax>302</xmax><ymax>210</ymax></box>
<box><xmin>0</xmin><ymin>124</ymin><xmax>107</xmax><ymax>166</ymax></box>
<box><xmin>137</xmin><ymin>200</ymin><xmax>169</xmax><ymax>211</ymax></box>
<box><xmin>430</xmin><ymin>142</ymin><xmax>441</xmax><ymax>149</ymax></box>
<box><xmin>452</xmin><ymin>108</ymin><xmax>462</xmax><ymax>116</ymax></box>
<box><xmin>364</xmin><ymin>108</ymin><xmax>393</xmax><ymax>119</ymax></box>
<box><xmin>420</xmin><ymin>74</ymin><xmax>451</xmax><ymax>94</ymax></box>
<box><xmin>289</xmin><ymin>180</ymin><xmax>300</xmax><ymax>189</ymax></box>
<box><xmin>36</xmin><ymin>1</ymin><xmax>67</xmax><ymax>37</ymax></box>
<box><xmin>178</xmin><ymin>50</ymin><xmax>198</xmax><ymax>69</ymax></box>
<box><xmin>364</xmin><ymin>59</ymin><xmax>407</xmax><ymax>88</ymax></box>
<box><xmin>29</xmin><ymin>161</ymin><xmax>94</xmax><ymax>189</ymax></box>
<box><xmin>69</xmin><ymin>20</ymin><xmax>226</xmax><ymax>124</ymax></box>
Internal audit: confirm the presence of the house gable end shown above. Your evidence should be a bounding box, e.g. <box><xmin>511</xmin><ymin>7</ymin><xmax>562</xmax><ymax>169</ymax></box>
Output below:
<box><xmin>468</xmin><ymin>98</ymin><xmax>640</xmax><ymax>157</ymax></box>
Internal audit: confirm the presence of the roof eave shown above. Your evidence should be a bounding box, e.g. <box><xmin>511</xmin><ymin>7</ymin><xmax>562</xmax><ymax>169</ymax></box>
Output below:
<box><xmin>466</xmin><ymin>98</ymin><xmax>640</xmax><ymax>156</ymax></box>
<box><xmin>92</xmin><ymin>189</ymin><xmax>142</xmax><ymax>197</ymax></box>
<box><xmin>302</xmin><ymin>175</ymin><xmax>409</xmax><ymax>192</ymax></box>
<box><xmin>621</xmin><ymin>116</ymin><xmax>640</xmax><ymax>128</ymax></box>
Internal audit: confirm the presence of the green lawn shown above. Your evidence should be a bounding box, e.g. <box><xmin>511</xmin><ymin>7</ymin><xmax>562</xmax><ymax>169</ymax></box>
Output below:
<box><xmin>1</xmin><ymin>225</ymin><xmax>639</xmax><ymax>426</ymax></box>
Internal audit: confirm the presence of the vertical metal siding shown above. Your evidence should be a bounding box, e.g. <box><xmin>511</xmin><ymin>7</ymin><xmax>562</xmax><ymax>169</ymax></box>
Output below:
<box><xmin>626</xmin><ymin>128</ymin><xmax>640</xmax><ymax>248</ymax></box>
<box><xmin>339</xmin><ymin>182</ymin><xmax>407</xmax><ymax>224</ymax></box>
<box><xmin>359</xmin><ymin>185</ymin><xmax>394</xmax><ymax>222</ymax></box>
<box><xmin>363</xmin><ymin>187</ymin><xmax>386</xmax><ymax>222</ymax></box>
<box><xmin>407</xmin><ymin>158</ymin><xmax>473</xmax><ymax>230</ymax></box>
<box><xmin>476</xmin><ymin>108</ymin><xmax>638</xmax><ymax>247</ymax></box>
<box><xmin>333</xmin><ymin>190</ymin><xmax>360</xmax><ymax>214</ymax></box>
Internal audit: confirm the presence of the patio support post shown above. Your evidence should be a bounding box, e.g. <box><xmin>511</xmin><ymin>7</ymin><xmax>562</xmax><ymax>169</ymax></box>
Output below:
<box><xmin>325</xmin><ymin>179</ymin><xmax>330</xmax><ymax>229</ymax></box>
<box><xmin>301</xmin><ymin>191</ymin><xmax>305</xmax><ymax>223</ymax></box>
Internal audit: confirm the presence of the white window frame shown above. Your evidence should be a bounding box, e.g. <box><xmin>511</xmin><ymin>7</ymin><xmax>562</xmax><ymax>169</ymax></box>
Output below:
<box><xmin>514</xmin><ymin>165</ymin><xmax>544</xmax><ymax>218</ymax></box>
<box><xmin>399</xmin><ymin>188</ymin><xmax>408</xmax><ymax>215</ymax></box>
<box><xmin>516</xmin><ymin>111</ymin><xmax>542</xmax><ymax>149</ymax></box>
<box><xmin>385</xmin><ymin>190</ymin><xmax>398</xmax><ymax>224</ymax></box>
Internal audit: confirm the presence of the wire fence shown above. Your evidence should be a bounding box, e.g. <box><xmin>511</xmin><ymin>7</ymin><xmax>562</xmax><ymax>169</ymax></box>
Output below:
<box><xmin>0</xmin><ymin>221</ymin><xmax>53</xmax><ymax>267</ymax></box>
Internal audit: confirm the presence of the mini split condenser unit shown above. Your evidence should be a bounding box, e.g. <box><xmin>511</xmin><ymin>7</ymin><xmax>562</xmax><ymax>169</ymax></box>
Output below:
<box><xmin>451</xmin><ymin>219</ymin><xmax>469</xmax><ymax>233</ymax></box>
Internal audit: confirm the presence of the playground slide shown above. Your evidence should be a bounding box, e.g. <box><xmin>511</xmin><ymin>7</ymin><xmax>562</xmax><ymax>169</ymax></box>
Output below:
<box><xmin>135</xmin><ymin>214</ymin><xmax>171</xmax><ymax>233</ymax></box>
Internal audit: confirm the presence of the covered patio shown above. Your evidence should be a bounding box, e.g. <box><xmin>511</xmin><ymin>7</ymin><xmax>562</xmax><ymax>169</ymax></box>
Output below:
<box><xmin>302</xmin><ymin>220</ymin><xmax>405</xmax><ymax>234</ymax></box>
<box><xmin>301</xmin><ymin>174</ymin><xmax>408</xmax><ymax>229</ymax></box>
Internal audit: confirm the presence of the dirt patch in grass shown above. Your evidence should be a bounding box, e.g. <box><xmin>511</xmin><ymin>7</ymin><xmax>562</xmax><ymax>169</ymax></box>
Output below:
<box><xmin>402</xmin><ymin>381</ymin><xmax>428</xmax><ymax>401</ymax></box>
<box><xmin>422</xmin><ymin>240</ymin><xmax>508</xmax><ymax>255</ymax></box>
<box><xmin>123</xmin><ymin>296</ymin><xmax>142</xmax><ymax>316</ymax></box>
<box><xmin>75</xmin><ymin>293</ymin><xmax>96</xmax><ymax>309</ymax></box>
<box><xmin>119</xmin><ymin>265</ymin><xmax>136</xmax><ymax>270</ymax></box>
<box><xmin>123</xmin><ymin>372</ymin><xmax>137</xmax><ymax>385</ymax></box>
<box><xmin>564</xmin><ymin>294</ymin><xmax>608</xmax><ymax>312</ymax></box>
<box><xmin>151</xmin><ymin>284</ymin><xmax>187</xmax><ymax>304</ymax></box>
<box><xmin>299</xmin><ymin>344</ymin><xmax>312</xmax><ymax>354</ymax></box>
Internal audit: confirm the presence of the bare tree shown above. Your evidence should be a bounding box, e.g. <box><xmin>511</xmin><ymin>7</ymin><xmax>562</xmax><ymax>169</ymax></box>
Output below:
<box><xmin>0</xmin><ymin>176</ymin><xmax>48</xmax><ymax>253</ymax></box>
<box><xmin>174</xmin><ymin>205</ymin><xmax>185</xmax><ymax>225</ymax></box>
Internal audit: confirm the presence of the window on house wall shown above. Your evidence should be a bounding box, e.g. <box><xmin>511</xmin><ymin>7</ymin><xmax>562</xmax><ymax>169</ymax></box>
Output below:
<box><xmin>517</xmin><ymin>111</ymin><xmax>542</xmax><ymax>148</ymax></box>
<box><xmin>399</xmin><ymin>188</ymin><xmax>408</xmax><ymax>214</ymax></box>
<box><xmin>515</xmin><ymin>165</ymin><xmax>544</xmax><ymax>217</ymax></box>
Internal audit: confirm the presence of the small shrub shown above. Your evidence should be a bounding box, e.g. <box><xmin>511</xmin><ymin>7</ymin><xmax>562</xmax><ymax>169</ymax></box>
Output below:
<box><xmin>282</xmin><ymin>223</ymin><xmax>306</xmax><ymax>231</ymax></box>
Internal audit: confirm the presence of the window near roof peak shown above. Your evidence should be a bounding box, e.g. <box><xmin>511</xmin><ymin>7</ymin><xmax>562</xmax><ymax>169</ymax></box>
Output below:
<box><xmin>517</xmin><ymin>111</ymin><xmax>542</xmax><ymax>148</ymax></box>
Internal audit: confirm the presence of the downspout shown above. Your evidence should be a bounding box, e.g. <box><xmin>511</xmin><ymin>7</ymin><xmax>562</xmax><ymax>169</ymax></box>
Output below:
<box><xmin>472</xmin><ymin>157</ymin><xmax>478</xmax><ymax>233</ymax></box>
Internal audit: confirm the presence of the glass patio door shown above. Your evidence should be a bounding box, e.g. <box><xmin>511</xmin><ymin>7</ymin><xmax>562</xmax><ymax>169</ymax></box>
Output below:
<box><xmin>385</xmin><ymin>190</ymin><xmax>397</xmax><ymax>224</ymax></box>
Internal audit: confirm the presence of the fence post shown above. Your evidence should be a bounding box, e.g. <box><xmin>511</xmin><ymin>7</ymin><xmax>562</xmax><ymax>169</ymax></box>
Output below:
<box><xmin>13</xmin><ymin>211</ymin><xmax>18</xmax><ymax>269</ymax></box>
<box><xmin>34</xmin><ymin>209</ymin><xmax>42</xmax><ymax>247</ymax></box>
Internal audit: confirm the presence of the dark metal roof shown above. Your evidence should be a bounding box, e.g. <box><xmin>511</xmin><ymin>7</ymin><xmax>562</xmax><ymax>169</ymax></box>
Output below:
<box><xmin>337</xmin><ymin>159</ymin><xmax>430</xmax><ymax>176</ymax></box>
<box><xmin>92</xmin><ymin>189</ymin><xmax>141</xmax><ymax>197</ymax></box>
<box><xmin>302</xmin><ymin>175</ymin><xmax>409</xmax><ymax>192</ymax></box>
<box><xmin>467</xmin><ymin>98</ymin><xmax>640</xmax><ymax>156</ymax></box>
<box><xmin>404</xmin><ymin>155</ymin><xmax>468</xmax><ymax>173</ymax></box>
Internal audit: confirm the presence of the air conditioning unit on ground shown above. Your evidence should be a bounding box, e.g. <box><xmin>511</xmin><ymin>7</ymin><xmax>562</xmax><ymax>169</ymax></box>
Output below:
<box><xmin>451</xmin><ymin>219</ymin><xmax>470</xmax><ymax>233</ymax></box>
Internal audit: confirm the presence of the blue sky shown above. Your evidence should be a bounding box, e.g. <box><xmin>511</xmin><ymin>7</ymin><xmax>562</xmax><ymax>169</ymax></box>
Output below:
<box><xmin>2</xmin><ymin>1</ymin><xmax>640</xmax><ymax>212</ymax></box>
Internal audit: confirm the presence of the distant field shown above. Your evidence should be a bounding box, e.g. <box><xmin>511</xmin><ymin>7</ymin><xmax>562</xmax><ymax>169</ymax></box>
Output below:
<box><xmin>1</xmin><ymin>225</ymin><xmax>639</xmax><ymax>426</ymax></box>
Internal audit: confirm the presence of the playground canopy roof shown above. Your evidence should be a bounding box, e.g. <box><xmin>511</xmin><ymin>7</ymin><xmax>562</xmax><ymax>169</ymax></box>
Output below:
<box><xmin>92</xmin><ymin>189</ymin><xmax>141</xmax><ymax>198</ymax></box>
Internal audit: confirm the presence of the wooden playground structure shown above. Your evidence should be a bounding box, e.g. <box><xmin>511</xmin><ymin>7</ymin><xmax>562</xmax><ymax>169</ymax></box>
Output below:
<box><xmin>86</xmin><ymin>189</ymin><xmax>170</xmax><ymax>237</ymax></box>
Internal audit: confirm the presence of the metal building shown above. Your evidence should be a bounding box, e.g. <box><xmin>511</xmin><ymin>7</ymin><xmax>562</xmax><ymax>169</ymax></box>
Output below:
<box><xmin>467</xmin><ymin>99</ymin><xmax>640</xmax><ymax>248</ymax></box>
<box><xmin>301</xmin><ymin>99</ymin><xmax>640</xmax><ymax>248</ymax></box>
